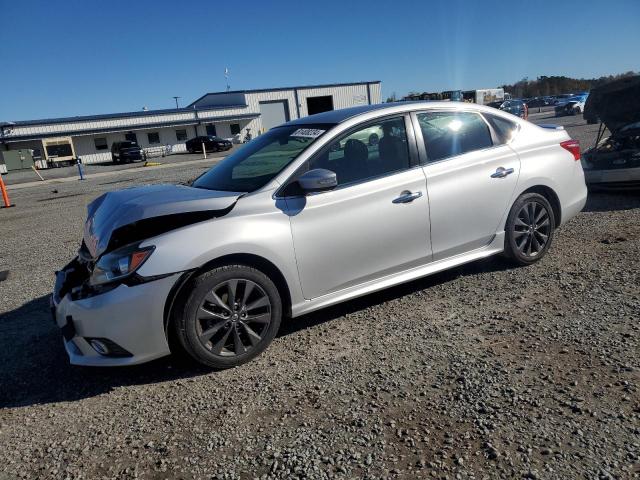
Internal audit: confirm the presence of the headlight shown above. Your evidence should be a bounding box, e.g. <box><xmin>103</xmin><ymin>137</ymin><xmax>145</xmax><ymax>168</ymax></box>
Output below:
<box><xmin>89</xmin><ymin>244</ymin><xmax>154</xmax><ymax>286</ymax></box>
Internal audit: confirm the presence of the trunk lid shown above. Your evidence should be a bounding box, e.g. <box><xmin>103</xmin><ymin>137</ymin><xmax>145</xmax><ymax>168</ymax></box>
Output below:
<box><xmin>584</xmin><ymin>75</ymin><xmax>640</xmax><ymax>132</ymax></box>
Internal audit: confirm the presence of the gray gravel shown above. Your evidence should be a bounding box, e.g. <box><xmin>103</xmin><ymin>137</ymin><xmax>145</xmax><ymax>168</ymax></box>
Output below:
<box><xmin>0</xmin><ymin>116</ymin><xmax>638</xmax><ymax>479</ymax></box>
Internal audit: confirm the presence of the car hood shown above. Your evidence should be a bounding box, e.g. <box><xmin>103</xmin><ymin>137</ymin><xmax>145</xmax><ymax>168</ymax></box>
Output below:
<box><xmin>584</xmin><ymin>75</ymin><xmax>640</xmax><ymax>132</ymax></box>
<box><xmin>84</xmin><ymin>184</ymin><xmax>242</xmax><ymax>259</ymax></box>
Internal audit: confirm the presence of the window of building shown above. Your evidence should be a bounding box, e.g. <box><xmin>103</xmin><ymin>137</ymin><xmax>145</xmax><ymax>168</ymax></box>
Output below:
<box><xmin>230</xmin><ymin>123</ymin><xmax>241</xmax><ymax>135</ymax></box>
<box><xmin>147</xmin><ymin>132</ymin><xmax>160</xmax><ymax>144</ymax></box>
<box><xmin>206</xmin><ymin>124</ymin><xmax>217</xmax><ymax>136</ymax></box>
<box><xmin>307</xmin><ymin>116</ymin><xmax>410</xmax><ymax>187</ymax></box>
<box><xmin>125</xmin><ymin>132</ymin><xmax>137</xmax><ymax>143</ymax></box>
<box><xmin>175</xmin><ymin>129</ymin><xmax>188</xmax><ymax>142</ymax></box>
<box><xmin>94</xmin><ymin>137</ymin><xmax>108</xmax><ymax>151</ymax></box>
<box><xmin>416</xmin><ymin>111</ymin><xmax>493</xmax><ymax>163</ymax></box>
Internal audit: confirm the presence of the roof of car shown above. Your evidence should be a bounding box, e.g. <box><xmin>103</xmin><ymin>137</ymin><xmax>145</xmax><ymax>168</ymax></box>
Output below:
<box><xmin>284</xmin><ymin>100</ymin><xmax>516</xmax><ymax>127</ymax></box>
<box><xmin>286</xmin><ymin>101</ymin><xmax>468</xmax><ymax>126</ymax></box>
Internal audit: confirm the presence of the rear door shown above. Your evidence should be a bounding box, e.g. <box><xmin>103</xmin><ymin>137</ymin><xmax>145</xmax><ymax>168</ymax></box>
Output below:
<box><xmin>283</xmin><ymin>115</ymin><xmax>431</xmax><ymax>299</ymax></box>
<box><xmin>413</xmin><ymin>110</ymin><xmax>520</xmax><ymax>260</ymax></box>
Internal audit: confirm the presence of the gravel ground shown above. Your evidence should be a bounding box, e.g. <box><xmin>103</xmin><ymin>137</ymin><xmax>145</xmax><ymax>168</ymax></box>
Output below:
<box><xmin>0</xmin><ymin>115</ymin><xmax>638</xmax><ymax>479</ymax></box>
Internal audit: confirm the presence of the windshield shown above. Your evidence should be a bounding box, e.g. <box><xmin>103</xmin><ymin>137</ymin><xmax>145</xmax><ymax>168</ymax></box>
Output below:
<box><xmin>193</xmin><ymin>125</ymin><xmax>330</xmax><ymax>192</ymax></box>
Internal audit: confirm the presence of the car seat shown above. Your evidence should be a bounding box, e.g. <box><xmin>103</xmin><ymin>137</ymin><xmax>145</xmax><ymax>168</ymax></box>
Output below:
<box><xmin>340</xmin><ymin>139</ymin><xmax>369</xmax><ymax>184</ymax></box>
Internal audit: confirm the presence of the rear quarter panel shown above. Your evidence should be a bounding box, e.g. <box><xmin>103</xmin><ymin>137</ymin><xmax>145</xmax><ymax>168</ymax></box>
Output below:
<box><xmin>508</xmin><ymin>124</ymin><xmax>587</xmax><ymax>227</ymax></box>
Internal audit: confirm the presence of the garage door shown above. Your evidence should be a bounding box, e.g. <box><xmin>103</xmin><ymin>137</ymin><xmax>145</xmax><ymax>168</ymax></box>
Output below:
<box><xmin>259</xmin><ymin>100</ymin><xmax>290</xmax><ymax>131</ymax></box>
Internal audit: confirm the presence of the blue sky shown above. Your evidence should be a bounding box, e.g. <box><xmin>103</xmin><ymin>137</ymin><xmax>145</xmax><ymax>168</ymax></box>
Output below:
<box><xmin>1</xmin><ymin>0</ymin><xmax>638</xmax><ymax>120</ymax></box>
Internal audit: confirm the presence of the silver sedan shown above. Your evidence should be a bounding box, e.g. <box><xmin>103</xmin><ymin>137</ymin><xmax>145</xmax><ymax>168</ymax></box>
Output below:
<box><xmin>52</xmin><ymin>102</ymin><xmax>588</xmax><ymax>368</ymax></box>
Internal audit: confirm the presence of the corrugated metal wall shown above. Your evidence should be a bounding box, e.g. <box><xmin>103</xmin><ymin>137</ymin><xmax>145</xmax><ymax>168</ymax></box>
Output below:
<box><xmin>4</xmin><ymin>82</ymin><xmax>382</xmax><ymax>165</ymax></box>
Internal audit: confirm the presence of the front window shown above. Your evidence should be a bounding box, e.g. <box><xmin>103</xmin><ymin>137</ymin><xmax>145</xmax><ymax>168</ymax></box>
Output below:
<box><xmin>307</xmin><ymin>116</ymin><xmax>410</xmax><ymax>186</ymax></box>
<box><xmin>230</xmin><ymin>123</ymin><xmax>241</xmax><ymax>135</ymax></box>
<box><xmin>193</xmin><ymin>125</ymin><xmax>330</xmax><ymax>192</ymax></box>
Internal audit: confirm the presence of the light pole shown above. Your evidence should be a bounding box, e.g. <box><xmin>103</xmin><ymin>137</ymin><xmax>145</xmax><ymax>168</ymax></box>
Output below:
<box><xmin>172</xmin><ymin>96</ymin><xmax>181</xmax><ymax>109</ymax></box>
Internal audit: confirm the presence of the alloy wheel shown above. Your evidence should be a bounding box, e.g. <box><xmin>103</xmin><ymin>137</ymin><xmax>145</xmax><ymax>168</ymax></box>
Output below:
<box><xmin>196</xmin><ymin>279</ymin><xmax>271</xmax><ymax>357</ymax></box>
<box><xmin>513</xmin><ymin>201</ymin><xmax>551</xmax><ymax>257</ymax></box>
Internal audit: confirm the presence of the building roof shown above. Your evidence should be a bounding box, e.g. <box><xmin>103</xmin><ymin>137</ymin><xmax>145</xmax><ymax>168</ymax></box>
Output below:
<box><xmin>187</xmin><ymin>81</ymin><xmax>381</xmax><ymax>107</ymax></box>
<box><xmin>7</xmin><ymin>104</ymin><xmax>249</xmax><ymax>128</ymax></box>
<box><xmin>4</xmin><ymin>112</ymin><xmax>260</xmax><ymax>143</ymax></box>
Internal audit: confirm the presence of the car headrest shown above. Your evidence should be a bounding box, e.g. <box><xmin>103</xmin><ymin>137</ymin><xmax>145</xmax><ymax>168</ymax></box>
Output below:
<box><xmin>344</xmin><ymin>139</ymin><xmax>368</xmax><ymax>163</ymax></box>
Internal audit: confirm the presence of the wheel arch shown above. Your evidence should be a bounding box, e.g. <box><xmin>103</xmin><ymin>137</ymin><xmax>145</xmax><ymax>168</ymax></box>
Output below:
<box><xmin>163</xmin><ymin>253</ymin><xmax>293</xmax><ymax>344</ymax></box>
<box><xmin>519</xmin><ymin>185</ymin><xmax>562</xmax><ymax>225</ymax></box>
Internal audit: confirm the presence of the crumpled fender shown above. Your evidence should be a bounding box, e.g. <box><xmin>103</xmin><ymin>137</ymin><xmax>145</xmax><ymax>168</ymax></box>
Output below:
<box><xmin>84</xmin><ymin>184</ymin><xmax>242</xmax><ymax>259</ymax></box>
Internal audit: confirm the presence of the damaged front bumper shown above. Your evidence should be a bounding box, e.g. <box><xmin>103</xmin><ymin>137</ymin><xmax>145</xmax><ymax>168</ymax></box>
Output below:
<box><xmin>51</xmin><ymin>258</ymin><xmax>180</xmax><ymax>366</ymax></box>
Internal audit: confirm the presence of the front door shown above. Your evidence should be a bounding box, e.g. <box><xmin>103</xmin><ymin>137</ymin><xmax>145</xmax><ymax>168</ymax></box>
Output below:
<box><xmin>285</xmin><ymin>115</ymin><xmax>431</xmax><ymax>299</ymax></box>
<box><xmin>413</xmin><ymin>110</ymin><xmax>520</xmax><ymax>260</ymax></box>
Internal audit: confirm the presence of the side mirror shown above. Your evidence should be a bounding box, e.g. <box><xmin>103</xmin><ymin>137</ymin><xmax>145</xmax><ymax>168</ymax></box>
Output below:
<box><xmin>297</xmin><ymin>168</ymin><xmax>337</xmax><ymax>193</ymax></box>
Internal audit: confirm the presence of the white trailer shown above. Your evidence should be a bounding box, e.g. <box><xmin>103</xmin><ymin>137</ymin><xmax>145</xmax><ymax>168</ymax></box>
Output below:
<box><xmin>41</xmin><ymin>136</ymin><xmax>76</xmax><ymax>167</ymax></box>
<box><xmin>474</xmin><ymin>88</ymin><xmax>506</xmax><ymax>105</ymax></box>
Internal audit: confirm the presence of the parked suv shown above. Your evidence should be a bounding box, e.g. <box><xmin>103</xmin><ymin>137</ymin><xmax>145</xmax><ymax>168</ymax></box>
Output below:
<box><xmin>111</xmin><ymin>141</ymin><xmax>144</xmax><ymax>164</ymax></box>
<box><xmin>53</xmin><ymin>102</ymin><xmax>587</xmax><ymax>368</ymax></box>
<box><xmin>185</xmin><ymin>136</ymin><xmax>233</xmax><ymax>153</ymax></box>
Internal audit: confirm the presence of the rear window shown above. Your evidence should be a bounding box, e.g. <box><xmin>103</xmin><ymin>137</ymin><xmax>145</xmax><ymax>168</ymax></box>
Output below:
<box><xmin>485</xmin><ymin>114</ymin><xmax>519</xmax><ymax>144</ymax></box>
<box><xmin>417</xmin><ymin>111</ymin><xmax>493</xmax><ymax>162</ymax></box>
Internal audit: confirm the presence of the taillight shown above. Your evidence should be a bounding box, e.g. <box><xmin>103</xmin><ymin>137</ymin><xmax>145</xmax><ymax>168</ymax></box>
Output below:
<box><xmin>560</xmin><ymin>139</ymin><xmax>580</xmax><ymax>161</ymax></box>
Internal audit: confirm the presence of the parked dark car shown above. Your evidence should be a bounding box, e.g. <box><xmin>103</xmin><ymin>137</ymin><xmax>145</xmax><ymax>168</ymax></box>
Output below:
<box><xmin>526</xmin><ymin>97</ymin><xmax>550</xmax><ymax>108</ymax></box>
<box><xmin>487</xmin><ymin>99</ymin><xmax>528</xmax><ymax>119</ymax></box>
<box><xmin>185</xmin><ymin>136</ymin><xmax>233</xmax><ymax>153</ymax></box>
<box><xmin>111</xmin><ymin>141</ymin><xmax>144</xmax><ymax>164</ymax></box>
<box><xmin>550</xmin><ymin>94</ymin><xmax>573</xmax><ymax>105</ymax></box>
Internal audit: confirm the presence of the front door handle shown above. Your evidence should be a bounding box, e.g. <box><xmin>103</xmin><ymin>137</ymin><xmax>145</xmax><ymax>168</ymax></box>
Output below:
<box><xmin>393</xmin><ymin>190</ymin><xmax>423</xmax><ymax>204</ymax></box>
<box><xmin>491</xmin><ymin>167</ymin><xmax>515</xmax><ymax>178</ymax></box>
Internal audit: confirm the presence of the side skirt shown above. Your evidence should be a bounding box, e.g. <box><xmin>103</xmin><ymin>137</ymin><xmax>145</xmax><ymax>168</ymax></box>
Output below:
<box><xmin>291</xmin><ymin>232</ymin><xmax>505</xmax><ymax>317</ymax></box>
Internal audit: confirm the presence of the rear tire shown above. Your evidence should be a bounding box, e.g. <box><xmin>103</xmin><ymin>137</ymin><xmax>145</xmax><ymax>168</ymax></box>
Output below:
<box><xmin>504</xmin><ymin>193</ymin><xmax>555</xmax><ymax>266</ymax></box>
<box><xmin>174</xmin><ymin>265</ymin><xmax>282</xmax><ymax>369</ymax></box>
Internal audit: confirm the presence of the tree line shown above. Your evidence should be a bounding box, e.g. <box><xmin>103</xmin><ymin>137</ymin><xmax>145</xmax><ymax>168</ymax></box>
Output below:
<box><xmin>500</xmin><ymin>71</ymin><xmax>638</xmax><ymax>98</ymax></box>
<box><xmin>388</xmin><ymin>71</ymin><xmax>638</xmax><ymax>102</ymax></box>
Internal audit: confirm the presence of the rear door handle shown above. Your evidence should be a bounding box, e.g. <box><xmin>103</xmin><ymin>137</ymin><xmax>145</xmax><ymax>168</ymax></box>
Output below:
<box><xmin>491</xmin><ymin>167</ymin><xmax>515</xmax><ymax>178</ymax></box>
<box><xmin>393</xmin><ymin>191</ymin><xmax>423</xmax><ymax>204</ymax></box>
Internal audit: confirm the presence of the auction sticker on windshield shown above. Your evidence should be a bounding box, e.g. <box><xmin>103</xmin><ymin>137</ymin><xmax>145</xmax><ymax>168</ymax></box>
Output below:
<box><xmin>291</xmin><ymin>128</ymin><xmax>325</xmax><ymax>139</ymax></box>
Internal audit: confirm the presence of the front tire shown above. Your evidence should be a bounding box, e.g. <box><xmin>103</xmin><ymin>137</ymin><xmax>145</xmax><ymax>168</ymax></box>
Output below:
<box><xmin>504</xmin><ymin>193</ymin><xmax>555</xmax><ymax>265</ymax></box>
<box><xmin>174</xmin><ymin>265</ymin><xmax>282</xmax><ymax>369</ymax></box>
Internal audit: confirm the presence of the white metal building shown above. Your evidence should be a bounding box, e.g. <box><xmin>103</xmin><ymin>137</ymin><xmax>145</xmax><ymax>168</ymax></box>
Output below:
<box><xmin>0</xmin><ymin>81</ymin><xmax>381</xmax><ymax>166</ymax></box>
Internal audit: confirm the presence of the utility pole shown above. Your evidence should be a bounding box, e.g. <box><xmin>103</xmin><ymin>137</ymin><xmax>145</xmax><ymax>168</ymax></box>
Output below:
<box><xmin>225</xmin><ymin>67</ymin><xmax>230</xmax><ymax>91</ymax></box>
<box><xmin>172</xmin><ymin>96</ymin><xmax>181</xmax><ymax>109</ymax></box>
